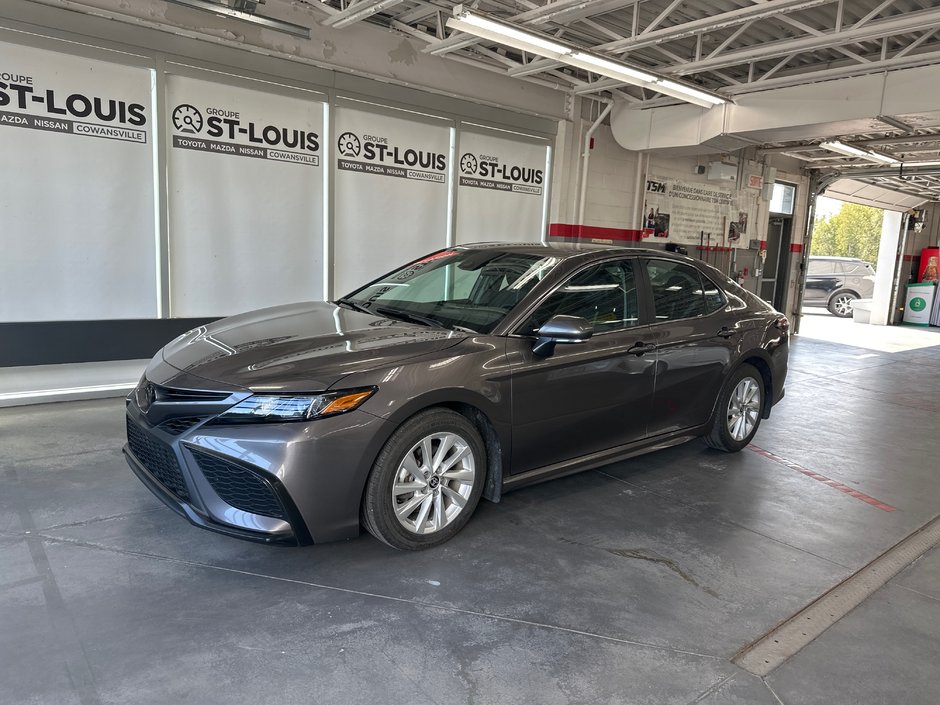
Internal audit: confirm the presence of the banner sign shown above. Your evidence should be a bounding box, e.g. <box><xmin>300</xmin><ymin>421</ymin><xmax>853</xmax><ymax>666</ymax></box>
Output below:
<box><xmin>455</xmin><ymin>129</ymin><xmax>549</xmax><ymax>244</ymax></box>
<box><xmin>332</xmin><ymin>105</ymin><xmax>451</xmax><ymax>295</ymax></box>
<box><xmin>335</xmin><ymin>128</ymin><xmax>447</xmax><ymax>183</ymax></box>
<box><xmin>169</xmin><ymin>95</ymin><xmax>320</xmax><ymax>167</ymax></box>
<box><xmin>0</xmin><ymin>42</ymin><xmax>157</xmax><ymax>321</ymax></box>
<box><xmin>166</xmin><ymin>75</ymin><xmax>325</xmax><ymax>316</ymax></box>
<box><xmin>643</xmin><ymin>175</ymin><xmax>752</xmax><ymax>248</ymax></box>
<box><xmin>0</xmin><ymin>67</ymin><xmax>148</xmax><ymax>144</ymax></box>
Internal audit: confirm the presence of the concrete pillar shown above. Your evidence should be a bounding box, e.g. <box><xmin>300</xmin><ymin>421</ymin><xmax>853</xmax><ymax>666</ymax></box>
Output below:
<box><xmin>870</xmin><ymin>210</ymin><xmax>904</xmax><ymax>325</ymax></box>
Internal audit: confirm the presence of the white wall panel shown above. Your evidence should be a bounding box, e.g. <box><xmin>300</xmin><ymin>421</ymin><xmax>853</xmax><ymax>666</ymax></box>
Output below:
<box><xmin>0</xmin><ymin>41</ymin><xmax>157</xmax><ymax>321</ymax></box>
<box><xmin>332</xmin><ymin>103</ymin><xmax>452</xmax><ymax>295</ymax></box>
<box><xmin>454</xmin><ymin>128</ymin><xmax>549</xmax><ymax>244</ymax></box>
<box><xmin>166</xmin><ymin>74</ymin><xmax>325</xmax><ymax>317</ymax></box>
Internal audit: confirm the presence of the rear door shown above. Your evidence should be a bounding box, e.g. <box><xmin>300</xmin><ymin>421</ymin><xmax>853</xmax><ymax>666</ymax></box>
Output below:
<box><xmin>639</xmin><ymin>258</ymin><xmax>738</xmax><ymax>436</ymax></box>
<box><xmin>506</xmin><ymin>257</ymin><xmax>657</xmax><ymax>475</ymax></box>
<box><xmin>804</xmin><ymin>259</ymin><xmax>841</xmax><ymax>302</ymax></box>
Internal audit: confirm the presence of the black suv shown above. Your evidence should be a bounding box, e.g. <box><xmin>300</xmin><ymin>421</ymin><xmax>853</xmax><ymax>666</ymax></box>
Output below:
<box><xmin>804</xmin><ymin>256</ymin><xmax>876</xmax><ymax>317</ymax></box>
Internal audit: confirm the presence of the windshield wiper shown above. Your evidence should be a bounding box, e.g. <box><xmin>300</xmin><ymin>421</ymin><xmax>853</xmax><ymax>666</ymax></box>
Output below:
<box><xmin>374</xmin><ymin>306</ymin><xmax>447</xmax><ymax>329</ymax></box>
<box><xmin>334</xmin><ymin>298</ymin><xmax>374</xmax><ymax>315</ymax></box>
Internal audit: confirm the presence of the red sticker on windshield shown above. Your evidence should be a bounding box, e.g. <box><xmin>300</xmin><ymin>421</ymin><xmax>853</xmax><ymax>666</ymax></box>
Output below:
<box><xmin>414</xmin><ymin>250</ymin><xmax>458</xmax><ymax>264</ymax></box>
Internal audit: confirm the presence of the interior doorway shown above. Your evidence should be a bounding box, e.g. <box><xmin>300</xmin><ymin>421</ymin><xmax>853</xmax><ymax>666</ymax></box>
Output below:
<box><xmin>760</xmin><ymin>215</ymin><xmax>793</xmax><ymax>311</ymax></box>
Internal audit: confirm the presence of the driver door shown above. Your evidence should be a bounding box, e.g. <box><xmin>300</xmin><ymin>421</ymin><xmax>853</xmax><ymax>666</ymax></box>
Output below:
<box><xmin>506</xmin><ymin>258</ymin><xmax>657</xmax><ymax>475</ymax></box>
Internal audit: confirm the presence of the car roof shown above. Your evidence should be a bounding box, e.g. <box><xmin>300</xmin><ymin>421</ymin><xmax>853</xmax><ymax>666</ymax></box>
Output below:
<box><xmin>456</xmin><ymin>241</ymin><xmax>692</xmax><ymax>262</ymax></box>
<box><xmin>808</xmin><ymin>255</ymin><xmax>868</xmax><ymax>262</ymax></box>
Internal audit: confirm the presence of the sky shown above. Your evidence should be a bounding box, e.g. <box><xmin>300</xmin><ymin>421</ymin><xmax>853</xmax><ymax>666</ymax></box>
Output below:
<box><xmin>815</xmin><ymin>195</ymin><xmax>845</xmax><ymax>219</ymax></box>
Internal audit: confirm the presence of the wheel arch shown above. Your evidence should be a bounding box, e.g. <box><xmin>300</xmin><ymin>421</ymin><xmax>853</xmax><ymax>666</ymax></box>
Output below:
<box><xmin>828</xmin><ymin>287</ymin><xmax>860</xmax><ymax>302</ymax></box>
<box><xmin>739</xmin><ymin>352</ymin><xmax>774</xmax><ymax>419</ymax></box>
<box><xmin>363</xmin><ymin>389</ymin><xmax>510</xmax><ymax>507</ymax></box>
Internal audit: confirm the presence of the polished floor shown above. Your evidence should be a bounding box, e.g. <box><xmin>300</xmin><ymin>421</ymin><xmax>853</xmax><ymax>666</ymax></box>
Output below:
<box><xmin>2</xmin><ymin>323</ymin><xmax>939</xmax><ymax>705</ymax></box>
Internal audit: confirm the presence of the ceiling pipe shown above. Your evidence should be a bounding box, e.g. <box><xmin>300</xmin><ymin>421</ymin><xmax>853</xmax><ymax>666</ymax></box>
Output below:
<box><xmin>578</xmin><ymin>102</ymin><xmax>613</xmax><ymax>226</ymax></box>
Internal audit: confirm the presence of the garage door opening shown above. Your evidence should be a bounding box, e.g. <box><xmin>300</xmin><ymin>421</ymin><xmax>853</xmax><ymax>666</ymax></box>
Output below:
<box><xmin>798</xmin><ymin>196</ymin><xmax>940</xmax><ymax>351</ymax></box>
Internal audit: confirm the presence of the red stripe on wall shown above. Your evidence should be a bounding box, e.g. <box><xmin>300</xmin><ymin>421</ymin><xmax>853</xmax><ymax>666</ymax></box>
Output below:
<box><xmin>548</xmin><ymin>223</ymin><xmax>646</xmax><ymax>242</ymax></box>
<box><xmin>790</xmin><ymin>243</ymin><xmax>804</xmax><ymax>253</ymax></box>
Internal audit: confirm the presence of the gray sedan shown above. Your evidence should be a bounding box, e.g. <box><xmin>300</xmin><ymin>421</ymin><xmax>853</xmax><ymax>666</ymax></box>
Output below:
<box><xmin>125</xmin><ymin>243</ymin><xmax>789</xmax><ymax>550</ymax></box>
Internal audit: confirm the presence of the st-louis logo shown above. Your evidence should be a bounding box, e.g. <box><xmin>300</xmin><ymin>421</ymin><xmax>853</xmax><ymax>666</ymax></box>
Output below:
<box><xmin>172</xmin><ymin>104</ymin><xmax>203</xmax><ymax>134</ymax></box>
<box><xmin>337</xmin><ymin>132</ymin><xmax>362</xmax><ymax>158</ymax></box>
<box><xmin>459</xmin><ymin>153</ymin><xmax>478</xmax><ymax>175</ymax></box>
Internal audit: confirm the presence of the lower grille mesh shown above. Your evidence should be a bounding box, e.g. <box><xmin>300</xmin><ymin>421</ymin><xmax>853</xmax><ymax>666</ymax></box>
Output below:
<box><xmin>189</xmin><ymin>449</ymin><xmax>286</xmax><ymax>520</ymax></box>
<box><xmin>126</xmin><ymin>417</ymin><xmax>190</xmax><ymax>501</ymax></box>
<box><xmin>158</xmin><ymin>416</ymin><xmax>207</xmax><ymax>436</ymax></box>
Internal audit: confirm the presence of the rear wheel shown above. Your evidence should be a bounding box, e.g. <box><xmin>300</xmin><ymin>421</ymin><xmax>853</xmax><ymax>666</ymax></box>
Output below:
<box><xmin>361</xmin><ymin>408</ymin><xmax>485</xmax><ymax>550</ymax></box>
<box><xmin>828</xmin><ymin>291</ymin><xmax>857</xmax><ymax>317</ymax></box>
<box><xmin>705</xmin><ymin>364</ymin><xmax>765</xmax><ymax>452</ymax></box>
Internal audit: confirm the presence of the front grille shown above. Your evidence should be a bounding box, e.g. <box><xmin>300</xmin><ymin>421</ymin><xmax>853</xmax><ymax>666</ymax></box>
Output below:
<box><xmin>158</xmin><ymin>416</ymin><xmax>207</xmax><ymax>435</ymax></box>
<box><xmin>126</xmin><ymin>417</ymin><xmax>190</xmax><ymax>501</ymax></box>
<box><xmin>190</xmin><ymin>449</ymin><xmax>286</xmax><ymax>520</ymax></box>
<box><xmin>153</xmin><ymin>385</ymin><xmax>230</xmax><ymax>402</ymax></box>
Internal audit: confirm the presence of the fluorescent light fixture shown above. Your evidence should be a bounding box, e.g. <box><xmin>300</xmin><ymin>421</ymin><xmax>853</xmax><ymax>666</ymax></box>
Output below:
<box><xmin>864</xmin><ymin>150</ymin><xmax>900</xmax><ymax>165</ymax></box>
<box><xmin>446</xmin><ymin>16</ymin><xmax>569</xmax><ymax>57</ymax></box>
<box><xmin>165</xmin><ymin>0</ymin><xmax>310</xmax><ymax>37</ymax></box>
<box><xmin>820</xmin><ymin>141</ymin><xmax>869</xmax><ymax>158</ymax></box>
<box><xmin>568</xmin><ymin>52</ymin><xmax>656</xmax><ymax>84</ymax></box>
<box><xmin>322</xmin><ymin>0</ymin><xmax>405</xmax><ymax>28</ymax></box>
<box><xmin>656</xmin><ymin>79</ymin><xmax>727</xmax><ymax>106</ymax></box>
<box><xmin>821</xmin><ymin>141</ymin><xmax>900</xmax><ymax>165</ymax></box>
<box><xmin>446</xmin><ymin>7</ymin><xmax>727</xmax><ymax>109</ymax></box>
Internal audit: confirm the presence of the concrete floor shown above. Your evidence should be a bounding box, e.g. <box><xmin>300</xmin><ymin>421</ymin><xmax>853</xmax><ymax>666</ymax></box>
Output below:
<box><xmin>2</xmin><ymin>328</ymin><xmax>939</xmax><ymax>705</ymax></box>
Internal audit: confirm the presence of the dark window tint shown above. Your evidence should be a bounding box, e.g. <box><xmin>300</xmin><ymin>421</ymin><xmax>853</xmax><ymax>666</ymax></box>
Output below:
<box><xmin>700</xmin><ymin>272</ymin><xmax>727</xmax><ymax>313</ymax></box>
<box><xmin>645</xmin><ymin>260</ymin><xmax>707</xmax><ymax>321</ymax></box>
<box><xmin>524</xmin><ymin>260</ymin><xmax>639</xmax><ymax>334</ymax></box>
<box><xmin>807</xmin><ymin>259</ymin><xmax>830</xmax><ymax>275</ymax></box>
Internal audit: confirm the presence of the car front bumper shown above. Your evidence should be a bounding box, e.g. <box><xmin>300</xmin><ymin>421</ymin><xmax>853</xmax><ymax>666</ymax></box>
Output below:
<box><xmin>124</xmin><ymin>399</ymin><xmax>391</xmax><ymax>545</ymax></box>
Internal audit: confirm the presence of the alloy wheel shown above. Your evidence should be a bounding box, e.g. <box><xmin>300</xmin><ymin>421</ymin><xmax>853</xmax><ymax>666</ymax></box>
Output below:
<box><xmin>832</xmin><ymin>294</ymin><xmax>855</xmax><ymax>317</ymax></box>
<box><xmin>726</xmin><ymin>378</ymin><xmax>761</xmax><ymax>442</ymax></box>
<box><xmin>392</xmin><ymin>432</ymin><xmax>476</xmax><ymax>535</ymax></box>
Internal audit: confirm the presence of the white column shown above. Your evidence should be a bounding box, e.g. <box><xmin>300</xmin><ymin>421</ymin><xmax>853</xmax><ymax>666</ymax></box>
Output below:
<box><xmin>870</xmin><ymin>210</ymin><xmax>904</xmax><ymax>325</ymax></box>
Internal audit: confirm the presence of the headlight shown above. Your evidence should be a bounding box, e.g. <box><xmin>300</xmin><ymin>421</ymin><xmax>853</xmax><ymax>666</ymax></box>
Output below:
<box><xmin>215</xmin><ymin>387</ymin><xmax>376</xmax><ymax>423</ymax></box>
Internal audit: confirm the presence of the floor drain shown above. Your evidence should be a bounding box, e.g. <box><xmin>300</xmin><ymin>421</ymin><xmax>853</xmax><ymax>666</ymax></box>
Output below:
<box><xmin>732</xmin><ymin>514</ymin><xmax>940</xmax><ymax>676</ymax></box>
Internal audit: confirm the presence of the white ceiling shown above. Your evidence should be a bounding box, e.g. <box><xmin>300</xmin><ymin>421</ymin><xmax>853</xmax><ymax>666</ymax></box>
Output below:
<box><xmin>301</xmin><ymin>0</ymin><xmax>940</xmax><ymax>203</ymax></box>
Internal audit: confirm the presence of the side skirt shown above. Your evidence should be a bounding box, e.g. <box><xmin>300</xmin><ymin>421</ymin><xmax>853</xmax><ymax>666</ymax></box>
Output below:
<box><xmin>501</xmin><ymin>427</ymin><xmax>706</xmax><ymax>493</ymax></box>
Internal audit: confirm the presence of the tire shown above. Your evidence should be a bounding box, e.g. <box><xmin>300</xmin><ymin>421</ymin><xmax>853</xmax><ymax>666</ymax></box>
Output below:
<box><xmin>705</xmin><ymin>363</ymin><xmax>765</xmax><ymax>453</ymax></box>
<box><xmin>361</xmin><ymin>408</ymin><xmax>486</xmax><ymax>550</ymax></box>
<box><xmin>828</xmin><ymin>291</ymin><xmax>857</xmax><ymax>317</ymax></box>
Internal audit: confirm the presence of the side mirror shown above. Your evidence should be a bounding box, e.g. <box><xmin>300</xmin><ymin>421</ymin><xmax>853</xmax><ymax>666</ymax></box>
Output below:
<box><xmin>532</xmin><ymin>315</ymin><xmax>593</xmax><ymax>357</ymax></box>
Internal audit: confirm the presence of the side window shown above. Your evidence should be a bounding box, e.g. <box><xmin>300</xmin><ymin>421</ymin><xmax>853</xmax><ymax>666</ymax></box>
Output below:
<box><xmin>645</xmin><ymin>260</ymin><xmax>707</xmax><ymax>321</ymax></box>
<box><xmin>807</xmin><ymin>260</ymin><xmax>828</xmax><ymax>275</ymax></box>
<box><xmin>700</xmin><ymin>272</ymin><xmax>727</xmax><ymax>314</ymax></box>
<box><xmin>524</xmin><ymin>260</ymin><xmax>639</xmax><ymax>334</ymax></box>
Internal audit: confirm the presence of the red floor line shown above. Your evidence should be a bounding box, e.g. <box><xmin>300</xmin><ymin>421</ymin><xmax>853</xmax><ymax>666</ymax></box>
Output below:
<box><xmin>748</xmin><ymin>445</ymin><xmax>897</xmax><ymax>512</ymax></box>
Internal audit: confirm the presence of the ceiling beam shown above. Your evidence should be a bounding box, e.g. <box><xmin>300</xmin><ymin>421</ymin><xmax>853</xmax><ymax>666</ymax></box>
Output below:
<box><xmin>506</xmin><ymin>0</ymin><xmax>835</xmax><ymax>77</ymax></box>
<box><xmin>669</xmin><ymin>8</ymin><xmax>940</xmax><ymax>76</ymax></box>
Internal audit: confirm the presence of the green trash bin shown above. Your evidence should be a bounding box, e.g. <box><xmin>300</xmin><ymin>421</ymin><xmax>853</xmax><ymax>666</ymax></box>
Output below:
<box><xmin>903</xmin><ymin>282</ymin><xmax>936</xmax><ymax>326</ymax></box>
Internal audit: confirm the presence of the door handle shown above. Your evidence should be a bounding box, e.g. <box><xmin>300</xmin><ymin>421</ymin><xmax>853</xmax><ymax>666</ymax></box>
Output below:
<box><xmin>628</xmin><ymin>342</ymin><xmax>656</xmax><ymax>356</ymax></box>
<box><xmin>717</xmin><ymin>327</ymin><xmax>735</xmax><ymax>339</ymax></box>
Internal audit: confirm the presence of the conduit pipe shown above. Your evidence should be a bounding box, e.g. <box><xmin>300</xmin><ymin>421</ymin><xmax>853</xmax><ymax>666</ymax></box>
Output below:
<box><xmin>578</xmin><ymin>102</ymin><xmax>612</xmax><ymax>226</ymax></box>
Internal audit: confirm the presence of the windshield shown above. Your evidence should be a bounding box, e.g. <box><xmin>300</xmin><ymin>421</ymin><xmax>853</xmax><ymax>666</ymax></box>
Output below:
<box><xmin>340</xmin><ymin>249</ymin><xmax>561</xmax><ymax>334</ymax></box>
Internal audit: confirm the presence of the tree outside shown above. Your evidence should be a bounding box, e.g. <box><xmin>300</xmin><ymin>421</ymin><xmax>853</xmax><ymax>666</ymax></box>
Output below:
<box><xmin>810</xmin><ymin>202</ymin><xmax>884</xmax><ymax>264</ymax></box>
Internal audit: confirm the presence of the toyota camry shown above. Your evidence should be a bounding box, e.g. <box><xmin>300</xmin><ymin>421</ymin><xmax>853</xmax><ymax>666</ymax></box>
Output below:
<box><xmin>125</xmin><ymin>243</ymin><xmax>788</xmax><ymax>550</ymax></box>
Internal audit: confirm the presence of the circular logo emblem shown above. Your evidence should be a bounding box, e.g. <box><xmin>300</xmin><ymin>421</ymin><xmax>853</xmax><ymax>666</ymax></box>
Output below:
<box><xmin>138</xmin><ymin>382</ymin><xmax>156</xmax><ymax>412</ymax></box>
<box><xmin>910</xmin><ymin>296</ymin><xmax>927</xmax><ymax>312</ymax></box>
<box><xmin>172</xmin><ymin>104</ymin><xmax>203</xmax><ymax>134</ymax></box>
<box><xmin>337</xmin><ymin>132</ymin><xmax>361</xmax><ymax>158</ymax></box>
<box><xmin>459</xmin><ymin>153</ymin><xmax>478</xmax><ymax>175</ymax></box>
<box><xmin>428</xmin><ymin>476</ymin><xmax>440</xmax><ymax>489</ymax></box>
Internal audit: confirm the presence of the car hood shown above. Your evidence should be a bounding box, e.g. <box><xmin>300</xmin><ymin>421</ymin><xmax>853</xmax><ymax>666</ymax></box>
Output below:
<box><xmin>160</xmin><ymin>301</ymin><xmax>466</xmax><ymax>392</ymax></box>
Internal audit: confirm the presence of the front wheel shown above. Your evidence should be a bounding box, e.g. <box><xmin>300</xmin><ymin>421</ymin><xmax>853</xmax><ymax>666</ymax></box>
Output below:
<box><xmin>705</xmin><ymin>364</ymin><xmax>765</xmax><ymax>452</ymax></box>
<box><xmin>828</xmin><ymin>291</ymin><xmax>857</xmax><ymax>317</ymax></box>
<box><xmin>361</xmin><ymin>408</ymin><xmax>486</xmax><ymax>550</ymax></box>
